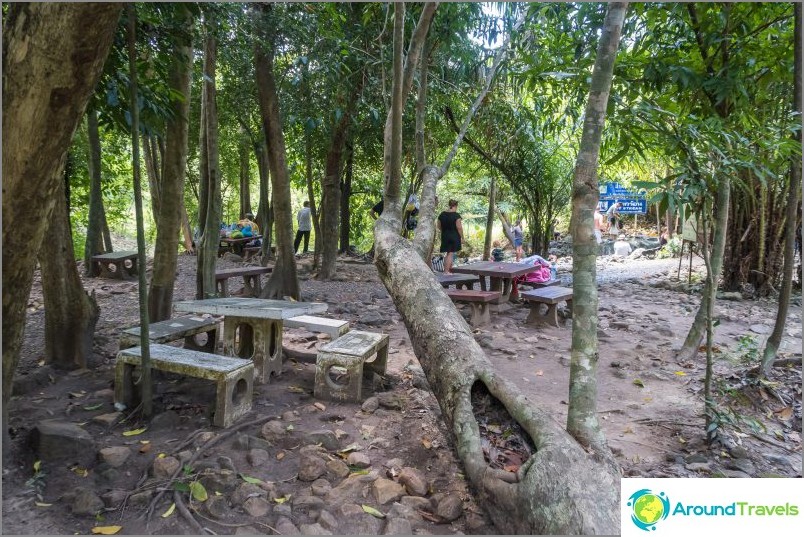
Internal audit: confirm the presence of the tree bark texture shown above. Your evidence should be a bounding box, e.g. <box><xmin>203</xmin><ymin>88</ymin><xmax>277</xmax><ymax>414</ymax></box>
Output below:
<box><xmin>142</xmin><ymin>133</ymin><xmax>162</xmax><ymax>224</ymax></box>
<box><xmin>149</xmin><ymin>5</ymin><xmax>193</xmax><ymax>321</ymax></box>
<box><xmin>84</xmin><ymin>103</ymin><xmax>106</xmax><ymax>275</ymax></box>
<box><xmin>762</xmin><ymin>2</ymin><xmax>801</xmax><ymax>375</ymax></box>
<box><xmin>2</xmin><ymin>2</ymin><xmax>121</xmax><ymax>416</ymax></box>
<box><xmin>197</xmin><ymin>59</ymin><xmax>209</xmax><ymax>235</ymax></box>
<box><xmin>483</xmin><ymin>177</ymin><xmax>496</xmax><ymax>260</ymax></box>
<box><xmin>197</xmin><ymin>31</ymin><xmax>222</xmax><ymax>300</ymax></box>
<box><xmin>339</xmin><ymin>140</ymin><xmax>354</xmax><ymax>253</ymax></box>
<box><xmin>568</xmin><ymin>1</ymin><xmax>627</xmax><ymax>460</ymax></box>
<box><xmin>40</xmin><ymin>173</ymin><xmax>100</xmax><ymax>370</ymax></box>
<box><xmin>255</xmin><ymin>139</ymin><xmax>273</xmax><ymax>260</ymax></box>
<box><xmin>254</xmin><ymin>5</ymin><xmax>299</xmax><ymax>299</ymax></box>
<box><xmin>239</xmin><ymin>125</ymin><xmax>252</xmax><ymax>218</ymax></box>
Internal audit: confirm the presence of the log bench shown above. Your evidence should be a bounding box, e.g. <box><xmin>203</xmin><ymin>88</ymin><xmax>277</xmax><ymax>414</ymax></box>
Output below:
<box><xmin>436</xmin><ymin>273</ymin><xmax>480</xmax><ymax>290</ymax></box>
<box><xmin>521</xmin><ymin>286</ymin><xmax>574</xmax><ymax>327</ymax></box>
<box><xmin>119</xmin><ymin>316</ymin><xmax>219</xmax><ymax>352</ymax></box>
<box><xmin>284</xmin><ymin>315</ymin><xmax>350</xmax><ymax>340</ymax></box>
<box><xmin>215</xmin><ymin>266</ymin><xmax>272</xmax><ymax>297</ymax></box>
<box><xmin>115</xmin><ymin>344</ymin><xmax>253</xmax><ymax>428</ymax></box>
<box><xmin>91</xmin><ymin>250</ymin><xmax>139</xmax><ymax>280</ymax></box>
<box><xmin>314</xmin><ymin>330</ymin><xmax>389</xmax><ymax>403</ymax></box>
<box><xmin>444</xmin><ymin>289</ymin><xmax>501</xmax><ymax>327</ymax></box>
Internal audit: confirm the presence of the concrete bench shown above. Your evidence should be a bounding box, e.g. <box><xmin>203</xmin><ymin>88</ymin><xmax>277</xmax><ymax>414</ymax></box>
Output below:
<box><xmin>91</xmin><ymin>250</ymin><xmax>138</xmax><ymax>280</ymax></box>
<box><xmin>436</xmin><ymin>273</ymin><xmax>480</xmax><ymax>290</ymax></box>
<box><xmin>285</xmin><ymin>315</ymin><xmax>350</xmax><ymax>340</ymax></box>
<box><xmin>119</xmin><ymin>316</ymin><xmax>219</xmax><ymax>352</ymax></box>
<box><xmin>215</xmin><ymin>266</ymin><xmax>272</xmax><ymax>297</ymax></box>
<box><xmin>444</xmin><ymin>289</ymin><xmax>501</xmax><ymax>327</ymax></box>
<box><xmin>115</xmin><ymin>344</ymin><xmax>253</xmax><ymax>428</ymax></box>
<box><xmin>517</xmin><ymin>278</ymin><xmax>561</xmax><ymax>290</ymax></box>
<box><xmin>243</xmin><ymin>246</ymin><xmax>261</xmax><ymax>261</ymax></box>
<box><xmin>521</xmin><ymin>286</ymin><xmax>574</xmax><ymax>327</ymax></box>
<box><xmin>314</xmin><ymin>330</ymin><xmax>389</xmax><ymax>403</ymax></box>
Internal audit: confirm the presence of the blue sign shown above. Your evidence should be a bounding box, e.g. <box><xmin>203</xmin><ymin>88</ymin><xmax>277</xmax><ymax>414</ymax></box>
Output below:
<box><xmin>599</xmin><ymin>182</ymin><xmax>647</xmax><ymax>214</ymax></box>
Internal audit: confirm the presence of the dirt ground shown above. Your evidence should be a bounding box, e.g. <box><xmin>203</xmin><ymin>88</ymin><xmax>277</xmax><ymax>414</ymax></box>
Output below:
<box><xmin>2</xmin><ymin>250</ymin><xmax>802</xmax><ymax>535</ymax></box>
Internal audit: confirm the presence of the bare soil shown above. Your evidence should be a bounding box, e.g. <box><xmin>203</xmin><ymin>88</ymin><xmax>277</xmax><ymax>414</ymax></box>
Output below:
<box><xmin>2</xmin><ymin>251</ymin><xmax>801</xmax><ymax>535</ymax></box>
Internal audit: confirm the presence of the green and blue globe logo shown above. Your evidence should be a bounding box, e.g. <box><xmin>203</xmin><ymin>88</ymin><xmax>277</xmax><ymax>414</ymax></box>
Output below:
<box><xmin>627</xmin><ymin>489</ymin><xmax>670</xmax><ymax>531</ymax></box>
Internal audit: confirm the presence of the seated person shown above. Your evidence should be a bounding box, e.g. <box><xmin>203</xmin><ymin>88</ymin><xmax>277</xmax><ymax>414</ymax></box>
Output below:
<box><xmin>491</xmin><ymin>240</ymin><xmax>505</xmax><ymax>262</ymax></box>
<box><xmin>238</xmin><ymin>212</ymin><xmax>260</xmax><ymax>235</ymax></box>
<box><xmin>613</xmin><ymin>235</ymin><xmax>632</xmax><ymax>257</ymax></box>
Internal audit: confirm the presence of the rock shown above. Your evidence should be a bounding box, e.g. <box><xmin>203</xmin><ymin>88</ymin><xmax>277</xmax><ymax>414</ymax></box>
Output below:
<box><xmin>91</xmin><ymin>412</ymin><xmax>121</xmax><ymax>427</ymax></box>
<box><xmin>718</xmin><ymin>291</ymin><xmax>744</xmax><ymax>301</ymax></box>
<box><xmin>247</xmin><ymin>448</ymin><xmax>270</xmax><ymax>467</ymax></box>
<box><xmin>218</xmin><ymin>455</ymin><xmax>237</xmax><ymax>473</ymax></box>
<box><xmin>377</xmin><ymin>392</ymin><xmax>404</xmax><ymax>410</ymax></box>
<box><xmin>685</xmin><ymin>462</ymin><xmax>711</xmax><ymax>472</ymax></box>
<box><xmin>611</xmin><ymin>321</ymin><xmax>630</xmax><ymax>330</ymax></box>
<box><xmin>150</xmin><ymin>410</ymin><xmax>181</xmax><ymax>430</ymax></box>
<box><xmin>729</xmin><ymin>445</ymin><xmax>749</xmax><ymax>459</ymax></box>
<box><xmin>199</xmin><ymin>469</ymin><xmax>239</xmax><ymax>493</ymax></box>
<box><xmin>373</xmin><ymin>478</ymin><xmax>405</xmax><ymax>505</ymax></box>
<box><xmin>655</xmin><ymin>326</ymin><xmax>674</xmax><ymax>337</ymax></box>
<box><xmin>398</xmin><ymin>467</ymin><xmax>428</xmax><ymax>497</ymax></box>
<box><xmin>261</xmin><ymin>420</ymin><xmax>286</xmax><ymax>442</ymax></box>
<box><xmin>275</xmin><ymin>516</ymin><xmax>301</xmax><ymax>535</ymax></box>
<box><xmin>234</xmin><ymin>526</ymin><xmax>262</xmax><ymax>535</ymax></box>
<box><xmin>435</xmin><ymin>493</ymin><xmax>463</xmax><ymax>522</ymax></box>
<box><xmin>387</xmin><ymin>501</ymin><xmax>424</xmax><ymax>523</ymax></box>
<box><xmin>232</xmin><ymin>483</ymin><xmax>265</xmax><ymax>506</ymax></box>
<box><xmin>31</xmin><ymin>420</ymin><xmax>95</xmax><ymax>466</ymax></box>
<box><xmin>196</xmin><ymin>431</ymin><xmax>217</xmax><ymax>445</ymax></box>
<box><xmin>99</xmin><ymin>446</ymin><xmax>131</xmax><ymax>468</ymax></box>
<box><xmin>299</xmin><ymin>453</ymin><xmax>328</xmax><ymax>482</ymax></box>
<box><xmin>361</xmin><ymin>311</ymin><xmax>386</xmax><ymax>326</ymax></box>
<box><xmin>206</xmin><ymin>495</ymin><xmax>230</xmax><ymax>519</ymax></box>
<box><xmin>326</xmin><ymin>474</ymin><xmax>375</xmax><ymax>504</ymax></box>
<box><xmin>311</xmin><ymin>478</ymin><xmax>332</xmax><ymax>496</ymax></box>
<box><xmin>129</xmin><ymin>490</ymin><xmax>154</xmax><ymax>507</ymax></box>
<box><xmin>101</xmin><ymin>490</ymin><xmax>128</xmax><ymax>508</ymax></box>
<box><xmin>293</xmin><ymin>495</ymin><xmax>325</xmax><ymax>517</ymax></box>
<box><xmin>304</xmin><ymin>430</ymin><xmax>340</xmax><ymax>451</ymax></box>
<box><xmin>93</xmin><ymin>388</ymin><xmax>115</xmax><ymax>400</ymax></box>
<box><xmin>338</xmin><ymin>504</ymin><xmax>383</xmax><ymax>535</ymax></box>
<box><xmin>385</xmin><ymin>458</ymin><xmax>405</xmax><ymax>470</ymax></box>
<box><xmin>326</xmin><ymin>459</ymin><xmax>350</xmax><ymax>479</ymax></box>
<box><xmin>721</xmin><ymin>469</ymin><xmax>751</xmax><ymax>478</ymax></box>
<box><xmin>243</xmin><ymin>497</ymin><xmax>271</xmax><ymax>517</ymax></box>
<box><xmin>347</xmin><ymin>452</ymin><xmax>371</xmax><ymax>469</ymax></box>
<box><xmin>400</xmin><ymin>496</ymin><xmax>432</xmax><ymax>511</ymax></box>
<box><xmin>361</xmin><ymin>397</ymin><xmax>380</xmax><ymax>413</ymax></box>
<box><xmin>193</xmin><ymin>460</ymin><xmax>219</xmax><ymax>474</ymax></box>
<box><xmin>750</xmin><ymin>324</ymin><xmax>771</xmax><ymax>334</ymax></box>
<box><xmin>685</xmin><ymin>453</ymin><xmax>708</xmax><ymax>464</ymax></box>
<box><xmin>70</xmin><ymin>488</ymin><xmax>104</xmax><ymax>516</ymax></box>
<box><xmin>94</xmin><ymin>466</ymin><xmax>120</xmax><ymax>487</ymax></box>
<box><xmin>383</xmin><ymin>517</ymin><xmax>413</xmax><ymax>535</ymax></box>
<box><xmin>152</xmin><ymin>456</ymin><xmax>181</xmax><ymax>479</ymax></box>
<box><xmin>299</xmin><ymin>523</ymin><xmax>333</xmax><ymax>535</ymax></box>
<box><xmin>726</xmin><ymin>458</ymin><xmax>756</xmax><ymax>475</ymax></box>
<box><xmin>317</xmin><ymin>510</ymin><xmax>339</xmax><ymax>532</ymax></box>
<box><xmin>282</xmin><ymin>410</ymin><xmax>300</xmax><ymax>422</ymax></box>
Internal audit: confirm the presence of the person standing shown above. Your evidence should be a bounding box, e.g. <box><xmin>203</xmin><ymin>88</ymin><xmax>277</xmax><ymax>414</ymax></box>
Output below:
<box><xmin>294</xmin><ymin>201</ymin><xmax>312</xmax><ymax>254</ymax></box>
<box><xmin>437</xmin><ymin>199</ymin><xmax>463</xmax><ymax>274</ymax></box>
<box><xmin>511</xmin><ymin>219</ymin><xmax>524</xmax><ymax>262</ymax></box>
<box><xmin>593</xmin><ymin>208</ymin><xmax>605</xmax><ymax>244</ymax></box>
<box><xmin>606</xmin><ymin>201</ymin><xmax>623</xmax><ymax>236</ymax></box>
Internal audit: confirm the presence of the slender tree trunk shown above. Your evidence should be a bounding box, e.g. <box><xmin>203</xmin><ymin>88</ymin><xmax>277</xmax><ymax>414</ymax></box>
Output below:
<box><xmin>149</xmin><ymin>5</ymin><xmax>193</xmax><ymax>321</ymax></box>
<box><xmin>339</xmin><ymin>140</ymin><xmax>354</xmax><ymax>253</ymax></box>
<box><xmin>40</xmin><ymin>168</ymin><xmax>100</xmax><ymax>369</ymax></box>
<box><xmin>197</xmin><ymin>60</ymin><xmax>209</xmax><ymax>236</ymax></box>
<box><xmin>239</xmin><ymin>125</ymin><xmax>252</xmax><ymax>218</ymax></box>
<box><xmin>2</xmin><ymin>3</ymin><xmax>121</xmax><ymax>454</ymax></box>
<box><xmin>762</xmin><ymin>2</ymin><xmax>801</xmax><ymax>376</ymax></box>
<box><xmin>255</xmin><ymin>138</ymin><xmax>272</xmax><ymax>260</ymax></box>
<box><xmin>497</xmin><ymin>210</ymin><xmax>515</xmax><ymax>245</ymax></box>
<box><xmin>567</xmin><ymin>2</ymin><xmax>627</xmax><ymax>462</ymax></box>
<box><xmin>85</xmin><ymin>103</ymin><xmax>106</xmax><ymax>275</ymax></box>
<box><xmin>143</xmin><ymin>134</ymin><xmax>162</xmax><ymax>224</ymax></box>
<box><xmin>180</xmin><ymin>198</ymin><xmax>194</xmax><ymax>253</ymax></box>
<box><xmin>254</xmin><ymin>4</ymin><xmax>299</xmax><ymax>299</ymax></box>
<box><xmin>483</xmin><ymin>176</ymin><xmax>496</xmax><ymax>260</ymax></box>
<box><xmin>303</xmin><ymin>131</ymin><xmax>321</xmax><ymax>263</ymax></box>
<box><xmin>197</xmin><ymin>30</ymin><xmax>222</xmax><ymax>300</ymax></box>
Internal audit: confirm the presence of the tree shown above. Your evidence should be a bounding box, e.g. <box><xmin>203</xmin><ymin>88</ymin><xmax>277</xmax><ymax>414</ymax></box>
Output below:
<box><xmin>2</xmin><ymin>3</ymin><xmax>122</xmax><ymax>454</ymax></box>
<box><xmin>84</xmin><ymin>103</ymin><xmax>111</xmax><ymax>276</ymax></box>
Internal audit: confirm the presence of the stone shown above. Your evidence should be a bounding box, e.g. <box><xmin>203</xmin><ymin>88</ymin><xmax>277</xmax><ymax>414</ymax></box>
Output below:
<box><xmin>685</xmin><ymin>462</ymin><xmax>712</xmax><ymax>472</ymax></box>
<box><xmin>299</xmin><ymin>453</ymin><xmax>328</xmax><ymax>482</ymax></box>
<box><xmin>150</xmin><ymin>410</ymin><xmax>181</xmax><ymax>430</ymax></box>
<box><xmin>275</xmin><ymin>516</ymin><xmax>301</xmax><ymax>535</ymax></box>
<box><xmin>347</xmin><ymin>452</ymin><xmax>371</xmax><ymax>469</ymax></box>
<box><xmin>685</xmin><ymin>453</ymin><xmax>708</xmax><ymax>464</ymax></box>
<box><xmin>193</xmin><ymin>460</ymin><xmax>219</xmax><ymax>474</ymax></box>
<box><xmin>361</xmin><ymin>311</ymin><xmax>386</xmax><ymax>326</ymax></box>
<box><xmin>260</xmin><ymin>420</ymin><xmax>286</xmax><ymax>442</ymax></box>
<box><xmin>311</xmin><ymin>478</ymin><xmax>332</xmax><ymax>496</ymax></box>
<box><xmin>400</xmin><ymin>496</ymin><xmax>432</xmax><ymax>511</ymax></box>
<box><xmin>361</xmin><ymin>397</ymin><xmax>380</xmax><ymax>413</ymax></box>
<box><xmin>71</xmin><ymin>488</ymin><xmax>104</xmax><ymax>516</ymax></box>
<box><xmin>718</xmin><ymin>291</ymin><xmax>744</xmax><ymax>301</ymax></box>
<box><xmin>729</xmin><ymin>445</ymin><xmax>749</xmax><ymax>459</ymax></box>
<box><xmin>177</xmin><ymin>450</ymin><xmax>193</xmax><ymax>464</ymax></box>
<box><xmin>611</xmin><ymin>321</ymin><xmax>630</xmax><ymax>330</ymax></box>
<box><xmin>196</xmin><ymin>431</ymin><xmax>217</xmax><ymax>446</ymax></box>
<box><xmin>326</xmin><ymin>459</ymin><xmax>350</xmax><ymax>479</ymax></box>
<box><xmin>247</xmin><ymin>448</ymin><xmax>271</xmax><ymax>467</ymax></box>
<box><xmin>199</xmin><ymin>468</ymin><xmax>239</xmax><ymax>493</ymax></box>
<box><xmin>435</xmin><ymin>493</ymin><xmax>463</xmax><ymax>522</ymax></box>
<box><xmin>383</xmin><ymin>517</ymin><xmax>413</xmax><ymax>535</ymax></box>
<box><xmin>243</xmin><ymin>497</ymin><xmax>271</xmax><ymax>517</ymax></box>
<box><xmin>282</xmin><ymin>410</ymin><xmax>300</xmax><ymax>422</ymax></box>
<box><xmin>93</xmin><ymin>388</ymin><xmax>115</xmax><ymax>400</ymax></box>
<box><xmin>750</xmin><ymin>324</ymin><xmax>771</xmax><ymax>334</ymax></box>
<box><xmin>217</xmin><ymin>455</ymin><xmax>236</xmax><ymax>472</ymax></box>
<box><xmin>299</xmin><ymin>523</ymin><xmax>333</xmax><ymax>535</ymax></box>
<box><xmin>338</xmin><ymin>503</ymin><xmax>384</xmax><ymax>535</ymax></box>
<box><xmin>206</xmin><ymin>495</ymin><xmax>230</xmax><ymax>519</ymax></box>
<box><xmin>152</xmin><ymin>456</ymin><xmax>181</xmax><ymax>479</ymax></box>
<box><xmin>373</xmin><ymin>478</ymin><xmax>405</xmax><ymax>505</ymax></box>
<box><xmin>101</xmin><ymin>489</ymin><xmax>128</xmax><ymax>508</ymax></box>
<box><xmin>721</xmin><ymin>469</ymin><xmax>751</xmax><ymax>478</ymax></box>
<box><xmin>94</xmin><ymin>467</ymin><xmax>120</xmax><ymax>487</ymax></box>
<box><xmin>655</xmin><ymin>326</ymin><xmax>674</xmax><ymax>337</ymax></box>
<box><xmin>234</xmin><ymin>526</ymin><xmax>262</xmax><ymax>535</ymax></box>
<box><xmin>727</xmin><ymin>458</ymin><xmax>756</xmax><ymax>475</ymax></box>
<box><xmin>293</xmin><ymin>495</ymin><xmax>325</xmax><ymax>517</ymax></box>
<box><xmin>234</xmin><ymin>433</ymin><xmax>251</xmax><ymax>451</ymax></box>
<box><xmin>377</xmin><ymin>392</ymin><xmax>404</xmax><ymax>410</ymax></box>
<box><xmin>99</xmin><ymin>446</ymin><xmax>131</xmax><ymax>468</ymax></box>
<box><xmin>398</xmin><ymin>467</ymin><xmax>428</xmax><ymax>497</ymax></box>
<box><xmin>304</xmin><ymin>430</ymin><xmax>340</xmax><ymax>451</ymax></box>
<box><xmin>31</xmin><ymin>420</ymin><xmax>96</xmax><ymax>466</ymax></box>
<box><xmin>317</xmin><ymin>510</ymin><xmax>339</xmax><ymax>532</ymax></box>
<box><xmin>384</xmin><ymin>458</ymin><xmax>405</xmax><ymax>469</ymax></box>
<box><xmin>129</xmin><ymin>490</ymin><xmax>154</xmax><ymax>507</ymax></box>
<box><xmin>232</xmin><ymin>483</ymin><xmax>265</xmax><ymax>506</ymax></box>
<box><xmin>387</xmin><ymin>501</ymin><xmax>423</xmax><ymax>523</ymax></box>
<box><xmin>325</xmin><ymin>474</ymin><xmax>375</xmax><ymax>504</ymax></box>
<box><xmin>91</xmin><ymin>412</ymin><xmax>121</xmax><ymax>427</ymax></box>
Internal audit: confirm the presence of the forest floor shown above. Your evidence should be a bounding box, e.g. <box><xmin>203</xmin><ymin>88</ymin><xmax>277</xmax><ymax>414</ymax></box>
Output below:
<box><xmin>2</xmin><ymin>247</ymin><xmax>802</xmax><ymax>535</ymax></box>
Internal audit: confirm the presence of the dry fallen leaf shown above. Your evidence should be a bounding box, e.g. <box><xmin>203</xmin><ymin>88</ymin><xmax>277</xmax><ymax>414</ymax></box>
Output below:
<box><xmin>161</xmin><ymin>503</ymin><xmax>176</xmax><ymax>518</ymax></box>
<box><xmin>313</xmin><ymin>402</ymin><xmax>326</xmax><ymax>411</ymax></box>
<box><xmin>361</xmin><ymin>504</ymin><xmax>386</xmax><ymax>518</ymax></box>
<box><xmin>276</xmin><ymin>452</ymin><xmax>285</xmax><ymax>461</ymax></box>
<box><xmin>421</xmin><ymin>438</ymin><xmax>432</xmax><ymax>449</ymax></box>
<box><xmin>139</xmin><ymin>443</ymin><xmax>152</xmax><ymax>454</ymax></box>
<box><xmin>71</xmin><ymin>466</ymin><xmax>89</xmax><ymax>477</ymax></box>
<box><xmin>776</xmin><ymin>407</ymin><xmax>794</xmax><ymax>420</ymax></box>
<box><xmin>35</xmin><ymin>502</ymin><xmax>52</xmax><ymax>507</ymax></box>
<box><xmin>122</xmin><ymin>427</ymin><xmax>147</xmax><ymax>437</ymax></box>
<box><xmin>91</xmin><ymin>526</ymin><xmax>122</xmax><ymax>535</ymax></box>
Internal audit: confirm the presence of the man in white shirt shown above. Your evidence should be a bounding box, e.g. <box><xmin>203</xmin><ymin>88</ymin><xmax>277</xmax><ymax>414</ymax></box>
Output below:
<box><xmin>594</xmin><ymin>208</ymin><xmax>605</xmax><ymax>244</ymax></box>
<box><xmin>613</xmin><ymin>234</ymin><xmax>632</xmax><ymax>257</ymax></box>
<box><xmin>294</xmin><ymin>201</ymin><xmax>312</xmax><ymax>254</ymax></box>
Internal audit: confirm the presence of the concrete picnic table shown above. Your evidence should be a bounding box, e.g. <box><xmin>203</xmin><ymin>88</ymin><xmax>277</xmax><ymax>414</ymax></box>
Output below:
<box><xmin>90</xmin><ymin>250</ymin><xmax>139</xmax><ymax>280</ymax></box>
<box><xmin>219</xmin><ymin>235</ymin><xmax>262</xmax><ymax>257</ymax></box>
<box><xmin>174</xmin><ymin>297</ymin><xmax>327</xmax><ymax>383</ymax></box>
<box><xmin>451</xmin><ymin>261</ymin><xmax>539</xmax><ymax>304</ymax></box>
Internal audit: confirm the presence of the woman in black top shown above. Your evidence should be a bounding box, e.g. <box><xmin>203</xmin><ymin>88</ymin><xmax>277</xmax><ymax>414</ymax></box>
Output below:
<box><xmin>437</xmin><ymin>199</ymin><xmax>463</xmax><ymax>274</ymax></box>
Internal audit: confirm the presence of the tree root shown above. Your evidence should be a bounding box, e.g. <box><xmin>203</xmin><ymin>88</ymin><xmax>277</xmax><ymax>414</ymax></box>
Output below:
<box><xmin>174</xmin><ymin>490</ymin><xmax>207</xmax><ymax>534</ymax></box>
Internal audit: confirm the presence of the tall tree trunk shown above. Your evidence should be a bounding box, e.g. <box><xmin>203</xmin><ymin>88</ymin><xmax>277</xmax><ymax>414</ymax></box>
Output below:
<box><xmin>303</xmin><ymin>131</ymin><xmax>321</xmax><ymax>265</ymax></box>
<box><xmin>255</xmin><ymin>138</ymin><xmax>272</xmax><ymax>260</ymax></box>
<box><xmin>101</xmin><ymin>202</ymin><xmax>113</xmax><ymax>252</ymax></box>
<box><xmin>239</xmin><ymin>125</ymin><xmax>252</xmax><ymax>218</ymax></box>
<box><xmin>84</xmin><ymin>103</ymin><xmax>106</xmax><ymax>275</ymax></box>
<box><xmin>197</xmin><ymin>30</ymin><xmax>222</xmax><ymax>300</ymax></box>
<box><xmin>143</xmin><ymin>133</ymin><xmax>162</xmax><ymax>224</ymax></box>
<box><xmin>197</xmin><ymin>60</ymin><xmax>209</xmax><ymax>235</ymax></box>
<box><xmin>40</xmin><ymin>168</ymin><xmax>100</xmax><ymax>369</ymax></box>
<box><xmin>567</xmin><ymin>2</ymin><xmax>627</xmax><ymax>461</ymax></box>
<box><xmin>149</xmin><ymin>5</ymin><xmax>193</xmax><ymax>321</ymax></box>
<box><xmin>339</xmin><ymin>139</ymin><xmax>354</xmax><ymax>253</ymax></box>
<box><xmin>2</xmin><ymin>3</ymin><xmax>121</xmax><ymax>454</ymax></box>
<box><xmin>762</xmin><ymin>2</ymin><xmax>801</xmax><ymax>376</ymax></box>
<box><xmin>483</xmin><ymin>176</ymin><xmax>496</xmax><ymax>260</ymax></box>
<box><xmin>254</xmin><ymin>4</ymin><xmax>299</xmax><ymax>299</ymax></box>
<box><xmin>180</xmin><ymin>198</ymin><xmax>194</xmax><ymax>253</ymax></box>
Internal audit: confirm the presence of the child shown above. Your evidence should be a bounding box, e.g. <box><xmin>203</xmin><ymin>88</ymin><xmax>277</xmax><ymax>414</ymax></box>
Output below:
<box><xmin>491</xmin><ymin>240</ymin><xmax>505</xmax><ymax>262</ymax></box>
